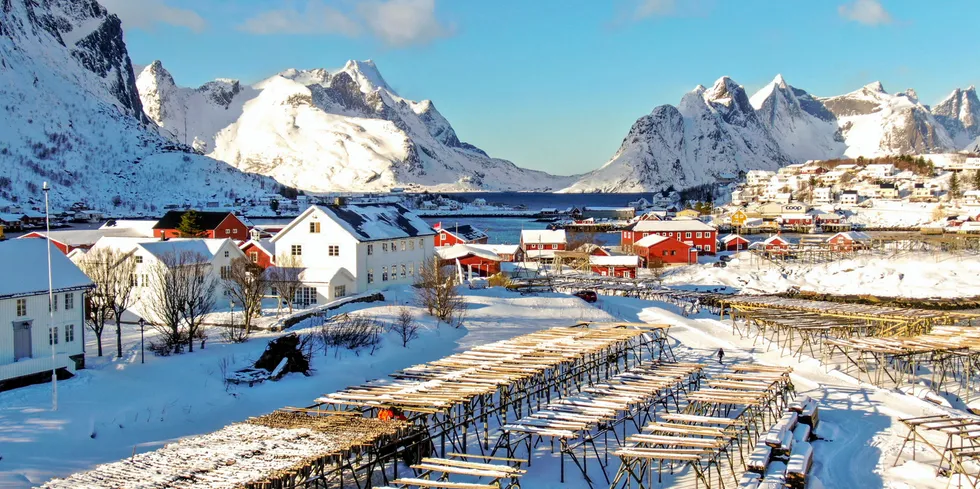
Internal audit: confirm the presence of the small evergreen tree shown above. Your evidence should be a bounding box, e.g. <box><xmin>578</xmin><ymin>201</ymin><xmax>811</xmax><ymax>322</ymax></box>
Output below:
<box><xmin>973</xmin><ymin>170</ymin><xmax>980</xmax><ymax>191</ymax></box>
<box><xmin>949</xmin><ymin>172</ymin><xmax>962</xmax><ymax>200</ymax></box>
<box><xmin>269</xmin><ymin>199</ymin><xmax>280</xmax><ymax>213</ymax></box>
<box><xmin>177</xmin><ymin>210</ymin><xmax>205</xmax><ymax>237</ymax></box>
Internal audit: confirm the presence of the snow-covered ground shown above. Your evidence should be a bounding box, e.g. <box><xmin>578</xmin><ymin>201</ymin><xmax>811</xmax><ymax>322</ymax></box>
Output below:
<box><xmin>656</xmin><ymin>250</ymin><xmax>980</xmax><ymax>298</ymax></box>
<box><xmin>0</xmin><ymin>287</ymin><xmax>611</xmax><ymax>487</ymax></box>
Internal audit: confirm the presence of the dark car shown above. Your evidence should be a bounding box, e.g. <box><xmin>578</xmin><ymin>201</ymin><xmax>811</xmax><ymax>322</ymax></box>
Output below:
<box><xmin>713</xmin><ymin>261</ymin><xmax>728</xmax><ymax>268</ymax></box>
<box><xmin>719</xmin><ymin>255</ymin><xmax>732</xmax><ymax>262</ymax></box>
<box><xmin>573</xmin><ymin>290</ymin><xmax>599</xmax><ymax>303</ymax></box>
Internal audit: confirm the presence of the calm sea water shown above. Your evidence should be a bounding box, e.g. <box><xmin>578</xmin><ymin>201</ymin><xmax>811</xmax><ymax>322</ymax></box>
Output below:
<box><xmin>422</xmin><ymin>216</ymin><xmax>622</xmax><ymax>246</ymax></box>
<box><xmin>437</xmin><ymin>192</ymin><xmax>660</xmax><ymax>210</ymax></box>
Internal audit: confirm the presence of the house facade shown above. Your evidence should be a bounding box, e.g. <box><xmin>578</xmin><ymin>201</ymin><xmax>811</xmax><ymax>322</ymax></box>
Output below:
<box><xmin>0</xmin><ymin>239</ymin><xmax>93</xmax><ymax>387</ymax></box>
<box><xmin>589</xmin><ymin>255</ymin><xmax>639</xmax><ymax>278</ymax></box>
<box><xmin>827</xmin><ymin>231</ymin><xmax>872</xmax><ymax>252</ymax></box>
<box><xmin>520</xmin><ymin>229</ymin><xmax>567</xmax><ymax>262</ymax></box>
<box><xmin>270</xmin><ymin>204</ymin><xmax>435</xmax><ymax>303</ymax></box>
<box><xmin>433</xmin><ymin>223</ymin><xmax>489</xmax><ymax>246</ymax></box>
<box><xmin>152</xmin><ymin>211</ymin><xmax>249</xmax><ymax>240</ymax></box>
<box><xmin>622</xmin><ymin>220</ymin><xmax>717</xmax><ymax>255</ymax></box>
<box><xmin>240</xmin><ymin>239</ymin><xmax>276</xmax><ymax>269</ymax></box>
<box><xmin>632</xmin><ymin>235</ymin><xmax>698</xmax><ymax>265</ymax></box>
<box><xmin>720</xmin><ymin>234</ymin><xmax>750</xmax><ymax>252</ymax></box>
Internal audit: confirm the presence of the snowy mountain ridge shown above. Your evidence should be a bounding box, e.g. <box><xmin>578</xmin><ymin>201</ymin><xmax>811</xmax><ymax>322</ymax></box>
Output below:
<box><xmin>564</xmin><ymin>75</ymin><xmax>976</xmax><ymax>193</ymax></box>
<box><xmin>0</xmin><ymin>0</ymin><xmax>277</xmax><ymax>212</ymax></box>
<box><xmin>137</xmin><ymin>60</ymin><xmax>576</xmax><ymax>192</ymax></box>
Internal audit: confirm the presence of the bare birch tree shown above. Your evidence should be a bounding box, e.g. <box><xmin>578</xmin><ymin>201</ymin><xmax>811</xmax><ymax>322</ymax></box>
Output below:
<box><xmin>102</xmin><ymin>249</ymin><xmax>137</xmax><ymax>358</ymax></box>
<box><xmin>181</xmin><ymin>254</ymin><xmax>217</xmax><ymax>353</ymax></box>
<box><xmin>267</xmin><ymin>254</ymin><xmax>302</xmax><ymax>315</ymax></box>
<box><xmin>76</xmin><ymin>248</ymin><xmax>117</xmax><ymax>356</ymax></box>
<box><xmin>222</xmin><ymin>257</ymin><xmax>265</xmax><ymax>341</ymax></box>
<box><xmin>146</xmin><ymin>252</ymin><xmax>189</xmax><ymax>355</ymax></box>
<box><xmin>415</xmin><ymin>258</ymin><xmax>466</xmax><ymax>327</ymax></box>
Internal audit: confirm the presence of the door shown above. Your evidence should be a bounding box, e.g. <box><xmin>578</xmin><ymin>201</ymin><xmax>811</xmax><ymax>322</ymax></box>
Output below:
<box><xmin>13</xmin><ymin>321</ymin><xmax>32</xmax><ymax>361</ymax></box>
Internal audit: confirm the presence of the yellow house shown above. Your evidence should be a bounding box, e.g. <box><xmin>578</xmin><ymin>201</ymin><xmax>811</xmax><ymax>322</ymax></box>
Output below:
<box><xmin>675</xmin><ymin>209</ymin><xmax>701</xmax><ymax>219</ymax></box>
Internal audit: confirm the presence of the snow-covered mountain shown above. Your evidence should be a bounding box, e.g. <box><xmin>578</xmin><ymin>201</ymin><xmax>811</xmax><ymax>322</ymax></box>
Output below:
<box><xmin>932</xmin><ymin>86</ymin><xmax>980</xmax><ymax>149</ymax></box>
<box><xmin>565</xmin><ymin>76</ymin><xmax>969</xmax><ymax>193</ymax></box>
<box><xmin>819</xmin><ymin>82</ymin><xmax>952</xmax><ymax>157</ymax></box>
<box><xmin>137</xmin><ymin>60</ymin><xmax>575</xmax><ymax>192</ymax></box>
<box><xmin>0</xmin><ymin>0</ymin><xmax>277</xmax><ymax>212</ymax></box>
<box><xmin>561</xmin><ymin>77</ymin><xmax>789</xmax><ymax>193</ymax></box>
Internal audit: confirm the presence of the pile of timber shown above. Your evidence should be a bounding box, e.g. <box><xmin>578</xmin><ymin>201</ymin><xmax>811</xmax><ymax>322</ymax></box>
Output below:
<box><xmin>825</xmin><ymin>325</ymin><xmax>980</xmax><ymax>356</ymax></box>
<box><xmin>742</xmin><ymin>395</ymin><xmax>820</xmax><ymax>489</ymax></box>
<box><xmin>502</xmin><ymin>362</ymin><xmax>704</xmax><ymax>439</ymax></box>
<box><xmin>380</xmin><ymin>453</ymin><xmax>526</xmax><ymax>489</ymax></box>
<box><xmin>39</xmin><ymin>410</ymin><xmax>408</xmax><ymax>489</ymax></box>
<box><xmin>721</xmin><ymin>296</ymin><xmax>950</xmax><ymax>323</ymax></box>
<box><xmin>317</xmin><ymin>323</ymin><xmax>667</xmax><ymax>414</ymax></box>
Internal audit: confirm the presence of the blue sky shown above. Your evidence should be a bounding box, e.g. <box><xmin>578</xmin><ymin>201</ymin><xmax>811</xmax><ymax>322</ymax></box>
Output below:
<box><xmin>108</xmin><ymin>0</ymin><xmax>980</xmax><ymax>176</ymax></box>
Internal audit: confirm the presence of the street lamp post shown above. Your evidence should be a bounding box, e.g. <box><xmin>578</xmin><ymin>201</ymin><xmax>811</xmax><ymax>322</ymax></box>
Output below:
<box><xmin>138</xmin><ymin>318</ymin><xmax>145</xmax><ymax>364</ymax></box>
<box><xmin>43</xmin><ymin>181</ymin><xmax>57</xmax><ymax>411</ymax></box>
<box><xmin>229</xmin><ymin>299</ymin><xmax>235</xmax><ymax>330</ymax></box>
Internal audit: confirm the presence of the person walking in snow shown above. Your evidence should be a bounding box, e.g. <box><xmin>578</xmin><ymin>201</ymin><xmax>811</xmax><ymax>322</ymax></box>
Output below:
<box><xmin>717</xmin><ymin>348</ymin><xmax>725</xmax><ymax>365</ymax></box>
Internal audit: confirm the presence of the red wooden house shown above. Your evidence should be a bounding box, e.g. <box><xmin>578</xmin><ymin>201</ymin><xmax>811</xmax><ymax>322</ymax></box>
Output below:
<box><xmin>436</xmin><ymin>244</ymin><xmax>518</xmax><ymax>277</ymax></box>
<box><xmin>760</xmin><ymin>235</ymin><xmax>792</xmax><ymax>254</ymax></box>
<box><xmin>622</xmin><ymin>220</ymin><xmax>717</xmax><ymax>255</ymax></box>
<box><xmin>239</xmin><ymin>239</ymin><xmax>276</xmax><ymax>268</ymax></box>
<box><xmin>153</xmin><ymin>210</ymin><xmax>248</xmax><ymax>240</ymax></box>
<box><xmin>632</xmin><ymin>234</ymin><xmax>698</xmax><ymax>266</ymax></box>
<box><xmin>433</xmin><ymin>222</ymin><xmax>490</xmax><ymax>246</ymax></box>
<box><xmin>720</xmin><ymin>234</ymin><xmax>750</xmax><ymax>252</ymax></box>
<box><xmin>589</xmin><ymin>254</ymin><xmax>639</xmax><ymax>278</ymax></box>
<box><xmin>520</xmin><ymin>229</ymin><xmax>566</xmax><ymax>262</ymax></box>
<box><xmin>826</xmin><ymin>231</ymin><xmax>871</xmax><ymax>252</ymax></box>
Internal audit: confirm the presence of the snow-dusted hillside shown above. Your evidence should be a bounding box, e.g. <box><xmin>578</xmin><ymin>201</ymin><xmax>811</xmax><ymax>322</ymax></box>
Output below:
<box><xmin>0</xmin><ymin>0</ymin><xmax>276</xmax><ymax>212</ymax></box>
<box><xmin>566</xmin><ymin>76</ymin><xmax>971</xmax><ymax>193</ymax></box>
<box><xmin>932</xmin><ymin>86</ymin><xmax>980</xmax><ymax>149</ymax></box>
<box><xmin>560</xmin><ymin>77</ymin><xmax>789</xmax><ymax>193</ymax></box>
<box><xmin>138</xmin><ymin>60</ymin><xmax>576</xmax><ymax>192</ymax></box>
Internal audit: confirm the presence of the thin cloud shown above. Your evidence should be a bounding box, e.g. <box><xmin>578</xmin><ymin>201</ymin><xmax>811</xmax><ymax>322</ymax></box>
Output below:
<box><xmin>238</xmin><ymin>1</ymin><xmax>360</xmax><ymax>36</ymax></box>
<box><xmin>838</xmin><ymin>0</ymin><xmax>893</xmax><ymax>26</ymax></box>
<box><xmin>635</xmin><ymin>0</ymin><xmax>677</xmax><ymax>19</ymax></box>
<box><xmin>100</xmin><ymin>0</ymin><xmax>206</xmax><ymax>33</ymax></box>
<box><xmin>239</xmin><ymin>0</ymin><xmax>454</xmax><ymax>47</ymax></box>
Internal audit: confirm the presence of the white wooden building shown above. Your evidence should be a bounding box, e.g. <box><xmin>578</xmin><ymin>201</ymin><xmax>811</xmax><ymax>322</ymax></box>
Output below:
<box><xmin>0</xmin><ymin>239</ymin><xmax>93</xmax><ymax>386</ymax></box>
<box><xmin>269</xmin><ymin>203</ymin><xmax>435</xmax><ymax>304</ymax></box>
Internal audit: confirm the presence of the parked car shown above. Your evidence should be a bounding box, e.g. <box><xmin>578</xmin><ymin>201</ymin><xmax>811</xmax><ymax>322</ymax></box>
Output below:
<box><xmin>719</xmin><ymin>255</ymin><xmax>732</xmax><ymax>262</ymax></box>
<box><xmin>573</xmin><ymin>290</ymin><xmax>598</xmax><ymax>303</ymax></box>
<box><xmin>712</xmin><ymin>261</ymin><xmax>727</xmax><ymax>268</ymax></box>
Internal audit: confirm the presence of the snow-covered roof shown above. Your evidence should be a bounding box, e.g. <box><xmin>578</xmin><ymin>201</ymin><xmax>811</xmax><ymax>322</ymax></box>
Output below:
<box><xmin>273</xmin><ymin>204</ymin><xmax>434</xmax><ymax>243</ymax></box>
<box><xmin>241</xmin><ymin>238</ymin><xmax>276</xmax><ymax>256</ymax></box>
<box><xmin>521</xmin><ymin>229</ymin><xmax>566</xmax><ymax>244</ymax></box>
<box><xmin>0</xmin><ymin>239</ymin><xmax>94</xmax><ymax>298</ymax></box>
<box><xmin>469</xmin><ymin>244</ymin><xmax>519</xmax><ymax>255</ymax></box>
<box><xmin>763</xmin><ymin>235</ymin><xmax>791</xmax><ymax>245</ymax></box>
<box><xmin>436</xmin><ymin>223</ymin><xmax>488</xmax><ymax>242</ymax></box>
<box><xmin>138</xmin><ymin>239</ymin><xmax>236</xmax><ymax>262</ymax></box>
<box><xmin>298</xmin><ymin>267</ymin><xmax>354</xmax><ymax>284</ymax></box>
<box><xmin>20</xmin><ymin>227</ymin><xmax>150</xmax><ymax>247</ymax></box>
<box><xmin>829</xmin><ymin>231</ymin><xmax>872</xmax><ymax>242</ymax></box>
<box><xmin>584</xmin><ymin>206</ymin><xmax>634</xmax><ymax>212</ymax></box>
<box><xmin>99</xmin><ymin>219</ymin><xmax>158</xmax><ymax>234</ymax></box>
<box><xmin>0</xmin><ymin>212</ymin><xmax>23</xmax><ymax>223</ymax></box>
<box><xmin>436</xmin><ymin>244</ymin><xmax>503</xmax><ymax>262</ymax></box>
<box><xmin>720</xmin><ymin>234</ymin><xmax>748</xmax><ymax>243</ymax></box>
<box><xmin>633</xmin><ymin>234</ymin><xmax>670</xmax><ymax>248</ymax></box>
<box><xmin>589</xmin><ymin>255</ymin><xmax>640</xmax><ymax>267</ymax></box>
<box><xmin>523</xmin><ymin>249</ymin><xmax>557</xmax><ymax>259</ymax></box>
<box><xmin>631</xmin><ymin>219</ymin><xmax>715</xmax><ymax>232</ymax></box>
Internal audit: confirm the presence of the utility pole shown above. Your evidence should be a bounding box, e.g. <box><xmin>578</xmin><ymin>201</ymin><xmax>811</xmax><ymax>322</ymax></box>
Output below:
<box><xmin>43</xmin><ymin>182</ymin><xmax>57</xmax><ymax>411</ymax></box>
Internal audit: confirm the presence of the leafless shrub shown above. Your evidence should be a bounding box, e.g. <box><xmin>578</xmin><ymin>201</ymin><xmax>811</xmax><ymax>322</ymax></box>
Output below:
<box><xmin>415</xmin><ymin>259</ymin><xmax>466</xmax><ymax>328</ymax></box>
<box><xmin>390</xmin><ymin>307</ymin><xmax>420</xmax><ymax>347</ymax></box>
<box><xmin>319</xmin><ymin>313</ymin><xmax>382</xmax><ymax>356</ymax></box>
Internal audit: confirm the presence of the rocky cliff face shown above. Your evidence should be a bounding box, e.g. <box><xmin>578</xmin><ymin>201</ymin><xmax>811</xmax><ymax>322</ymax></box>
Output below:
<box><xmin>0</xmin><ymin>0</ymin><xmax>274</xmax><ymax>211</ymax></box>
<box><xmin>137</xmin><ymin>59</ymin><xmax>575</xmax><ymax>192</ymax></box>
<box><xmin>565</xmin><ymin>76</ymin><xmax>965</xmax><ymax>193</ymax></box>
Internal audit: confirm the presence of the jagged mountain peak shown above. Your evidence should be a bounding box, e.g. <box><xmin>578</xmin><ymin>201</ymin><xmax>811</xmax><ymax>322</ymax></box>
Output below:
<box><xmin>704</xmin><ymin>76</ymin><xmax>740</xmax><ymax>103</ymax></box>
<box><xmin>772</xmin><ymin>74</ymin><xmax>788</xmax><ymax>88</ymax></box>
<box><xmin>337</xmin><ymin>59</ymin><xmax>393</xmax><ymax>95</ymax></box>
<box><xmin>864</xmin><ymin>81</ymin><xmax>886</xmax><ymax>93</ymax></box>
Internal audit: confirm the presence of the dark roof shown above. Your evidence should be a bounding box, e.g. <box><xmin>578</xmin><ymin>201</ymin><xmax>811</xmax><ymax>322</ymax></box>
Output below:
<box><xmin>153</xmin><ymin>210</ymin><xmax>236</xmax><ymax>230</ymax></box>
<box><xmin>879</xmin><ymin>183</ymin><xmax>896</xmax><ymax>189</ymax></box>
<box><xmin>316</xmin><ymin>203</ymin><xmax>435</xmax><ymax>241</ymax></box>
<box><xmin>441</xmin><ymin>224</ymin><xmax>488</xmax><ymax>242</ymax></box>
<box><xmin>914</xmin><ymin>183</ymin><xmax>925</xmax><ymax>188</ymax></box>
<box><xmin>842</xmin><ymin>190</ymin><xmax>859</xmax><ymax>194</ymax></box>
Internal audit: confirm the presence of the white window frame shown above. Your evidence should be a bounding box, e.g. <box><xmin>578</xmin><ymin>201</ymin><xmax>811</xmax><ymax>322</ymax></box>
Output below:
<box><xmin>328</xmin><ymin>245</ymin><xmax>339</xmax><ymax>257</ymax></box>
<box><xmin>291</xmin><ymin>244</ymin><xmax>302</xmax><ymax>256</ymax></box>
<box><xmin>686</xmin><ymin>232</ymin><xmax>692</xmax><ymax>238</ymax></box>
<box><xmin>65</xmin><ymin>324</ymin><xmax>75</xmax><ymax>342</ymax></box>
<box><xmin>367</xmin><ymin>244</ymin><xmax>373</xmax><ymax>255</ymax></box>
<box><xmin>64</xmin><ymin>293</ymin><xmax>74</xmax><ymax>310</ymax></box>
<box><xmin>249</xmin><ymin>251</ymin><xmax>259</xmax><ymax>263</ymax></box>
<box><xmin>49</xmin><ymin>326</ymin><xmax>59</xmax><ymax>345</ymax></box>
<box><xmin>367</xmin><ymin>269</ymin><xmax>374</xmax><ymax>284</ymax></box>
<box><xmin>334</xmin><ymin>285</ymin><xmax>346</xmax><ymax>298</ymax></box>
<box><xmin>309</xmin><ymin>221</ymin><xmax>320</xmax><ymax>233</ymax></box>
<box><xmin>16</xmin><ymin>298</ymin><xmax>26</xmax><ymax>316</ymax></box>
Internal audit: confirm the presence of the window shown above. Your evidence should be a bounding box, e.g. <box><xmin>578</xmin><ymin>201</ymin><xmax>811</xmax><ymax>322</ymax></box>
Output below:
<box><xmin>685</xmin><ymin>232</ymin><xmax>692</xmax><ymax>238</ymax></box>
<box><xmin>409</xmin><ymin>240</ymin><xmax>415</xmax><ymax>250</ymax></box>
<box><xmin>419</xmin><ymin>239</ymin><xmax>424</xmax><ymax>249</ymax></box>
<box><xmin>294</xmin><ymin>287</ymin><xmax>317</xmax><ymax>307</ymax></box>
<box><xmin>551</xmin><ymin>244</ymin><xmax>558</xmax><ymax>250</ymax></box>
<box><xmin>696</xmin><ymin>232</ymin><xmax>703</xmax><ymax>238</ymax></box>
<box><xmin>334</xmin><ymin>285</ymin><xmax>346</xmax><ymax>298</ymax></box>
<box><xmin>250</xmin><ymin>251</ymin><xmax>259</xmax><ymax>263</ymax></box>
<box><xmin>16</xmin><ymin>298</ymin><xmax>26</xmax><ymax>316</ymax></box>
<box><xmin>328</xmin><ymin>245</ymin><xmax>339</xmax><ymax>256</ymax></box>
<box><xmin>309</xmin><ymin>221</ymin><xmax>320</xmax><ymax>233</ymax></box>
<box><xmin>418</xmin><ymin>263</ymin><xmax>423</xmax><ymax>276</ymax></box>
<box><xmin>50</xmin><ymin>295</ymin><xmax>57</xmax><ymax>312</ymax></box>
<box><xmin>401</xmin><ymin>241</ymin><xmax>406</xmax><ymax>251</ymax></box>
<box><xmin>224</xmin><ymin>251</ymin><xmax>230</xmax><ymax>258</ymax></box>
<box><xmin>291</xmin><ymin>244</ymin><xmax>302</xmax><ymax>256</ymax></box>
<box><xmin>232</xmin><ymin>228</ymin><xmax>238</xmax><ymax>234</ymax></box>
<box><xmin>670</xmin><ymin>250</ymin><xmax>676</xmax><ymax>256</ymax></box>
<box><xmin>390</xmin><ymin>241</ymin><xmax>397</xmax><ymax>252</ymax></box>
<box><xmin>130</xmin><ymin>274</ymin><xmax>138</xmax><ymax>287</ymax></box>
<box><xmin>696</xmin><ymin>245</ymin><xmax>703</xmax><ymax>251</ymax></box>
<box><xmin>49</xmin><ymin>327</ymin><xmax>59</xmax><ymax>345</ymax></box>
<box><xmin>225</xmin><ymin>228</ymin><xmax>231</xmax><ymax>234</ymax></box>
<box><xmin>220</xmin><ymin>265</ymin><xmax>232</xmax><ymax>279</ymax></box>
<box><xmin>401</xmin><ymin>264</ymin><xmax>407</xmax><ymax>277</ymax></box>
<box><xmin>383</xmin><ymin>242</ymin><xmax>388</xmax><ymax>253</ymax></box>
<box><xmin>662</xmin><ymin>250</ymin><xmax>668</xmax><ymax>256</ymax></box>
<box><xmin>135</xmin><ymin>255</ymin><xmax>143</xmax><ymax>264</ymax></box>
<box><xmin>408</xmin><ymin>262</ymin><xmax>414</xmax><ymax>276</ymax></box>
<box><xmin>705</xmin><ymin>245</ymin><xmax>712</xmax><ymax>252</ymax></box>
<box><xmin>367</xmin><ymin>244</ymin><xmax>373</xmax><ymax>255</ymax></box>
<box><xmin>382</xmin><ymin>266</ymin><xmax>388</xmax><ymax>281</ymax></box>
<box><xmin>65</xmin><ymin>324</ymin><xmax>75</xmax><ymax>342</ymax></box>
<box><xmin>367</xmin><ymin>269</ymin><xmax>374</xmax><ymax>284</ymax></box>
<box><xmin>64</xmin><ymin>293</ymin><xmax>74</xmax><ymax>311</ymax></box>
